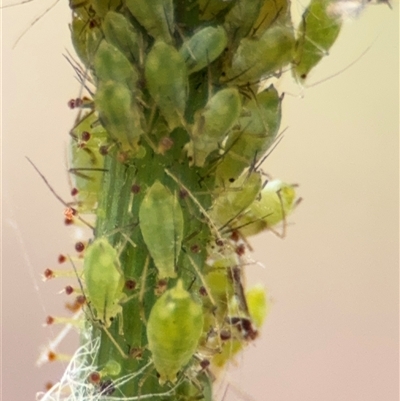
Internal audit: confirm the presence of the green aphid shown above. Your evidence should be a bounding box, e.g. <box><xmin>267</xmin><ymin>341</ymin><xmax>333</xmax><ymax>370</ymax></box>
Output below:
<box><xmin>139</xmin><ymin>181</ymin><xmax>184</xmax><ymax>279</ymax></box>
<box><xmin>103</xmin><ymin>11</ymin><xmax>140</xmax><ymax>64</ymax></box>
<box><xmin>236</xmin><ymin>179</ymin><xmax>297</xmax><ymax>237</ymax></box>
<box><xmin>70</xmin><ymin>14</ymin><xmax>103</xmax><ymax>68</ymax></box>
<box><xmin>83</xmin><ymin>238</ymin><xmax>126</xmax><ymax>327</ymax></box>
<box><xmin>222</xmin><ymin>24</ymin><xmax>294</xmax><ymax>85</ymax></box>
<box><xmin>223</xmin><ymin>0</ymin><xmax>264</xmax><ymax>42</ymax></box>
<box><xmin>210</xmin><ymin>171</ymin><xmax>262</xmax><ymax>228</ymax></box>
<box><xmin>69</xmin><ymin>112</ymin><xmax>107</xmax><ymax>213</ymax></box>
<box><xmin>293</xmin><ymin>0</ymin><xmax>342</xmax><ymax>82</ymax></box>
<box><xmin>125</xmin><ymin>0</ymin><xmax>174</xmax><ymax>43</ymax></box>
<box><xmin>216</xmin><ymin>85</ymin><xmax>282</xmax><ymax>185</ymax></box>
<box><xmin>145</xmin><ymin>42</ymin><xmax>188</xmax><ymax>130</ymax></box>
<box><xmin>94</xmin><ymin>40</ymin><xmax>139</xmax><ymax>90</ymax></box>
<box><xmin>188</xmin><ymin>87</ymin><xmax>241</xmax><ymax>167</ymax></box>
<box><xmin>180</xmin><ymin>26</ymin><xmax>228</xmax><ymax>74</ymax></box>
<box><xmin>95</xmin><ymin>80</ymin><xmax>143</xmax><ymax>154</ymax></box>
<box><xmin>147</xmin><ymin>280</ymin><xmax>204</xmax><ymax>384</ymax></box>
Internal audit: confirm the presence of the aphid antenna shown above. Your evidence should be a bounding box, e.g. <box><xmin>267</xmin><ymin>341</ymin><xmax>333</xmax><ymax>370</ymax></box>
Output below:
<box><xmin>72</xmin><ymin>75</ymin><xmax>95</xmax><ymax>101</ymax></box>
<box><xmin>221</xmin><ymin>63</ymin><xmax>255</xmax><ymax>86</ymax></box>
<box><xmin>253</xmin><ymin>129</ymin><xmax>286</xmax><ymax>171</ymax></box>
<box><xmin>7</xmin><ymin>0</ymin><xmax>61</xmax><ymax>49</ymax></box>
<box><xmin>26</xmin><ymin>157</ymin><xmax>94</xmax><ymax>229</ymax></box>
<box><xmin>217</xmin><ymin>201</ymin><xmax>257</xmax><ymax>235</ymax></box>
<box><xmin>2</xmin><ymin>0</ymin><xmax>38</xmax><ymax>7</ymax></box>
<box><xmin>304</xmin><ymin>42</ymin><xmax>376</xmax><ymax>89</ymax></box>
<box><xmin>225</xmin><ymin>212</ymin><xmax>272</xmax><ymax>235</ymax></box>
<box><xmin>273</xmin><ymin>186</ymin><xmax>288</xmax><ymax>239</ymax></box>
<box><xmin>63</xmin><ymin>52</ymin><xmax>95</xmax><ymax>99</ymax></box>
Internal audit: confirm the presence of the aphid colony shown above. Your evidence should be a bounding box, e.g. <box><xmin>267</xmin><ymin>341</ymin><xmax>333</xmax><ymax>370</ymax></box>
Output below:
<box><xmin>38</xmin><ymin>0</ymin><xmax>356</xmax><ymax>399</ymax></box>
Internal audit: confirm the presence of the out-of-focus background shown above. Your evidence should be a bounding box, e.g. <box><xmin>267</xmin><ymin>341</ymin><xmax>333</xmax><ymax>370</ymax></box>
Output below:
<box><xmin>3</xmin><ymin>2</ymin><xmax>398</xmax><ymax>400</ymax></box>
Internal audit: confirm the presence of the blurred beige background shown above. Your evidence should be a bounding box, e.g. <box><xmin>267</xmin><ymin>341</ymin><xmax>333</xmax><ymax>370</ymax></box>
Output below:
<box><xmin>2</xmin><ymin>2</ymin><xmax>398</xmax><ymax>400</ymax></box>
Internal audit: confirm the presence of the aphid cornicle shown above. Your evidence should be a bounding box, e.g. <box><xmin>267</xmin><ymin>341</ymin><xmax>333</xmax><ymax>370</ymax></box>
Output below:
<box><xmin>83</xmin><ymin>238</ymin><xmax>126</xmax><ymax>327</ymax></box>
<box><xmin>139</xmin><ymin>181</ymin><xmax>184</xmax><ymax>279</ymax></box>
<box><xmin>146</xmin><ymin>280</ymin><xmax>204</xmax><ymax>385</ymax></box>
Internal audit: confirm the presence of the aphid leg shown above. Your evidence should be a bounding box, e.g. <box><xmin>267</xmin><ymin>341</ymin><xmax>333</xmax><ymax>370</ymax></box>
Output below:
<box><xmin>138</xmin><ymin>255</ymin><xmax>150</xmax><ymax>325</ymax></box>
<box><xmin>100</xmin><ymin>326</ymin><xmax>129</xmax><ymax>360</ymax></box>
